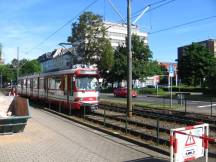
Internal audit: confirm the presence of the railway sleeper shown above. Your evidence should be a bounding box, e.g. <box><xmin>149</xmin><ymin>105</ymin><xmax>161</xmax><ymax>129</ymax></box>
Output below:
<box><xmin>93</xmin><ymin>111</ymin><xmax>170</xmax><ymax>134</ymax></box>
<box><xmin>99</xmin><ymin>105</ymin><xmax>216</xmax><ymax>131</ymax></box>
<box><xmin>84</xmin><ymin>115</ymin><xmax>169</xmax><ymax>145</ymax></box>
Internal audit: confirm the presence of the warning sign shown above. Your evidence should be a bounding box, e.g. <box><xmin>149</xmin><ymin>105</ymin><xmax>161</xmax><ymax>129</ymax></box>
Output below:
<box><xmin>173</xmin><ymin>125</ymin><xmax>205</xmax><ymax>162</ymax></box>
<box><xmin>185</xmin><ymin>131</ymin><xmax>196</xmax><ymax>146</ymax></box>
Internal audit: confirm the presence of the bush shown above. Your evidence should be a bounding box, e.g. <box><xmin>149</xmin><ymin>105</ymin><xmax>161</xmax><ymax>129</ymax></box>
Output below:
<box><xmin>161</xmin><ymin>86</ymin><xmax>215</xmax><ymax>95</ymax></box>
<box><xmin>136</xmin><ymin>87</ymin><xmax>165</xmax><ymax>95</ymax></box>
<box><xmin>99</xmin><ymin>87</ymin><xmax>113</xmax><ymax>93</ymax></box>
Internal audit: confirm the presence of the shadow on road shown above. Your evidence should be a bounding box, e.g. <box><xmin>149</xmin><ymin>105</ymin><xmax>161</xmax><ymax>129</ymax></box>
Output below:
<box><xmin>124</xmin><ymin>157</ymin><xmax>168</xmax><ymax>162</ymax></box>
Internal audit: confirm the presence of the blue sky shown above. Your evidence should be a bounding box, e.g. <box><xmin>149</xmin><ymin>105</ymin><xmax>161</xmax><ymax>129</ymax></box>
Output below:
<box><xmin>0</xmin><ymin>0</ymin><xmax>216</xmax><ymax>63</ymax></box>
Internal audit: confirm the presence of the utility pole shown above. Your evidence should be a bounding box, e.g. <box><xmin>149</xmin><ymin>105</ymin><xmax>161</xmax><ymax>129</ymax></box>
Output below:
<box><xmin>17</xmin><ymin>47</ymin><xmax>19</xmax><ymax>83</ymax></box>
<box><xmin>127</xmin><ymin>0</ymin><xmax>132</xmax><ymax>117</ymax></box>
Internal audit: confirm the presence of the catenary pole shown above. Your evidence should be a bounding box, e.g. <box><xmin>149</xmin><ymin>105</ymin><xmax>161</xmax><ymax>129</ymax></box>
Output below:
<box><xmin>127</xmin><ymin>0</ymin><xmax>132</xmax><ymax>117</ymax></box>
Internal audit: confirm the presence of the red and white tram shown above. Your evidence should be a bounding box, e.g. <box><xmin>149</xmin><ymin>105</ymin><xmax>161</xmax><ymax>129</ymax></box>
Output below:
<box><xmin>17</xmin><ymin>65</ymin><xmax>99</xmax><ymax>111</ymax></box>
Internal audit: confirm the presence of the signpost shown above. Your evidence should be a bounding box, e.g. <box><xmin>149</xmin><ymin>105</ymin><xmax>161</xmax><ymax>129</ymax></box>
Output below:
<box><xmin>170</xmin><ymin>123</ymin><xmax>209</xmax><ymax>162</ymax></box>
<box><xmin>169</xmin><ymin>64</ymin><xmax>174</xmax><ymax>108</ymax></box>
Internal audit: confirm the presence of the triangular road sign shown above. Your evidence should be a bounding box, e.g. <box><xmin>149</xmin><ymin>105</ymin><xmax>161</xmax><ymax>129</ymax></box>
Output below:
<box><xmin>185</xmin><ymin>131</ymin><xmax>196</xmax><ymax>146</ymax></box>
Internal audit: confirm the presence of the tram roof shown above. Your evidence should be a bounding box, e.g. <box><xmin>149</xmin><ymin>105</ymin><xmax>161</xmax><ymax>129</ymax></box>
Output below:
<box><xmin>18</xmin><ymin>68</ymin><xmax>97</xmax><ymax>79</ymax></box>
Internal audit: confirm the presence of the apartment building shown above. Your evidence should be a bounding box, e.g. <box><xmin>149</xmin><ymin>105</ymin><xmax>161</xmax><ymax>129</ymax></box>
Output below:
<box><xmin>104</xmin><ymin>21</ymin><xmax>148</xmax><ymax>48</ymax></box>
<box><xmin>178</xmin><ymin>39</ymin><xmax>216</xmax><ymax>61</ymax></box>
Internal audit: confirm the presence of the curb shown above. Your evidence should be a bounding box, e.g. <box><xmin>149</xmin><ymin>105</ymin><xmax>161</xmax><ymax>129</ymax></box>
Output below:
<box><xmin>43</xmin><ymin>108</ymin><xmax>170</xmax><ymax>156</ymax></box>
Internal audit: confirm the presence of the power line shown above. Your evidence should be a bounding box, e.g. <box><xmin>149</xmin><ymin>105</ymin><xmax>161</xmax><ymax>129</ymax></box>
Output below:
<box><xmin>107</xmin><ymin>0</ymin><xmax>126</xmax><ymax>23</ymax></box>
<box><xmin>132</xmin><ymin>0</ymin><xmax>176</xmax><ymax>18</ymax></box>
<box><xmin>25</xmin><ymin>0</ymin><xmax>99</xmax><ymax>55</ymax></box>
<box><xmin>149</xmin><ymin>15</ymin><xmax>216</xmax><ymax>34</ymax></box>
<box><xmin>149</xmin><ymin>0</ymin><xmax>176</xmax><ymax>12</ymax></box>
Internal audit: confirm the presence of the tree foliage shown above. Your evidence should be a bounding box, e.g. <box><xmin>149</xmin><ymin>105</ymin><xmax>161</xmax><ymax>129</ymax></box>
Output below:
<box><xmin>0</xmin><ymin>64</ymin><xmax>16</xmax><ymax>83</ymax></box>
<box><xmin>108</xmin><ymin>34</ymin><xmax>161</xmax><ymax>83</ymax></box>
<box><xmin>68</xmin><ymin>11</ymin><xmax>114</xmax><ymax>73</ymax></box>
<box><xmin>178</xmin><ymin>43</ymin><xmax>215</xmax><ymax>86</ymax></box>
<box><xmin>19</xmin><ymin>59</ymin><xmax>41</xmax><ymax>76</ymax></box>
<box><xmin>0</xmin><ymin>59</ymin><xmax>41</xmax><ymax>86</ymax></box>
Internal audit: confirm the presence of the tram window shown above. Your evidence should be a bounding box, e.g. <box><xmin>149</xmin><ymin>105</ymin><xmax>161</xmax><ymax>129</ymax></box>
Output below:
<box><xmin>49</xmin><ymin>78</ymin><xmax>55</xmax><ymax>89</ymax></box>
<box><xmin>39</xmin><ymin>78</ymin><xmax>44</xmax><ymax>89</ymax></box>
<box><xmin>27</xmin><ymin>79</ymin><xmax>30</xmax><ymax>88</ymax></box>
<box><xmin>21</xmin><ymin>80</ymin><xmax>23</xmax><ymax>89</ymax></box>
<box><xmin>76</xmin><ymin>77</ymin><xmax>97</xmax><ymax>90</ymax></box>
<box><xmin>55</xmin><ymin>77</ymin><xmax>64</xmax><ymax>91</ymax></box>
<box><xmin>48</xmin><ymin>77</ymin><xmax>64</xmax><ymax>91</ymax></box>
<box><xmin>33</xmin><ymin>78</ymin><xmax>38</xmax><ymax>89</ymax></box>
<box><xmin>30</xmin><ymin>79</ymin><xmax>33</xmax><ymax>89</ymax></box>
<box><xmin>17</xmin><ymin>80</ymin><xmax>21</xmax><ymax>88</ymax></box>
<box><xmin>55</xmin><ymin>78</ymin><xmax>61</xmax><ymax>90</ymax></box>
<box><xmin>23</xmin><ymin>79</ymin><xmax>26</xmax><ymax>88</ymax></box>
<box><xmin>70</xmin><ymin>76</ymin><xmax>74</xmax><ymax>96</ymax></box>
<box><xmin>64</xmin><ymin>76</ymin><xmax>67</xmax><ymax>93</ymax></box>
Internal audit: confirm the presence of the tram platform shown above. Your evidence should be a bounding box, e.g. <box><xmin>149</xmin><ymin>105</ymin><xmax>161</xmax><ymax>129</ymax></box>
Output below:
<box><xmin>0</xmin><ymin>105</ymin><xmax>170</xmax><ymax>162</ymax></box>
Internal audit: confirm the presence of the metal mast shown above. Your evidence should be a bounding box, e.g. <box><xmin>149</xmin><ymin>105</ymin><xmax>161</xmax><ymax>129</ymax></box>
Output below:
<box><xmin>127</xmin><ymin>0</ymin><xmax>132</xmax><ymax>117</ymax></box>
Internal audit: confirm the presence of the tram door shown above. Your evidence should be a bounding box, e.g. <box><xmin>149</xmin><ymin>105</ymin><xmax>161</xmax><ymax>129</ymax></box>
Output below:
<box><xmin>44</xmin><ymin>77</ymin><xmax>48</xmax><ymax>100</ymax></box>
<box><xmin>68</xmin><ymin>75</ymin><xmax>74</xmax><ymax>100</ymax></box>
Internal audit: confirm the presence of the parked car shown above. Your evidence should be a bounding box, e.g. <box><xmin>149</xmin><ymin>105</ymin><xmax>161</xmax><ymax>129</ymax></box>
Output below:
<box><xmin>113</xmin><ymin>87</ymin><xmax>137</xmax><ymax>97</ymax></box>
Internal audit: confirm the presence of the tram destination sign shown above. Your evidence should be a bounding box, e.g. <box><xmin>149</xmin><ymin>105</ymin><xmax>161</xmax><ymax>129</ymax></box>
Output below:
<box><xmin>80</xmin><ymin>70</ymin><xmax>97</xmax><ymax>75</ymax></box>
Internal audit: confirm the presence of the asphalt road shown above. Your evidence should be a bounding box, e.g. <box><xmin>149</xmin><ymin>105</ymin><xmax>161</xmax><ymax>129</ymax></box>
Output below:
<box><xmin>100</xmin><ymin>93</ymin><xmax>216</xmax><ymax>116</ymax></box>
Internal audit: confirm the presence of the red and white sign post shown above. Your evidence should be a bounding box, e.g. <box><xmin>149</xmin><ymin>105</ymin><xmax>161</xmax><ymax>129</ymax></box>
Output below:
<box><xmin>170</xmin><ymin>123</ymin><xmax>209</xmax><ymax>162</ymax></box>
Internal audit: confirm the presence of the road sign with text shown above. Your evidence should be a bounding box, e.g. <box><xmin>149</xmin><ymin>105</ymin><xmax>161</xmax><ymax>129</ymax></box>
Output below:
<box><xmin>169</xmin><ymin>64</ymin><xmax>174</xmax><ymax>77</ymax></box>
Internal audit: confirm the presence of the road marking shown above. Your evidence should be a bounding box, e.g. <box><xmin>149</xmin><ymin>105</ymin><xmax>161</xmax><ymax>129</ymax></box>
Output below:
<box><xmin>198</xmin><ymin>104</ymin><xmax>216</xmax><ymax>108</ymax></box>
<box><xmin>191</xmin><ymin>101</ymin><xmax>203</xmax><ymax>103</ymax></box>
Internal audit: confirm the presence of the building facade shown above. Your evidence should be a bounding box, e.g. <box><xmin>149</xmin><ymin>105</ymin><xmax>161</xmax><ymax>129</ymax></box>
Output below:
<box><xmin>38</xmin><ymin>48</ymin><xmax>77</xmax><ymax>72</ymax></box>
<box><xmin>178</xmin><ymin>39</ymin><xmax>216</xmax><ymax>61</ymax></box>
<box><xmin>104</xmin><ymin>21</ymin><xmax>148</xmax><ymax>48</ymax></box>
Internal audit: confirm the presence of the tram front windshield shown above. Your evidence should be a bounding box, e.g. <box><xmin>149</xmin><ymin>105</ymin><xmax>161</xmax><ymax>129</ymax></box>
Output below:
<box><xmin>76</xmin><ymin>77</ymin><xmax>97</xmax><ymax>90</ymax></box>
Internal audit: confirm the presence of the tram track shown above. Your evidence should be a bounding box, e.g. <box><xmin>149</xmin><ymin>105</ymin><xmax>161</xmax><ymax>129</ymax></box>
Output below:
<box><xmin>99</xmin><ymin>102</ymin><xmax>216</xmax><ymax>131</ymax></box>
<box><xmin>87</xmin><ymin>107</ymin><xmax>216</xmax><ymax>158</ymax></box>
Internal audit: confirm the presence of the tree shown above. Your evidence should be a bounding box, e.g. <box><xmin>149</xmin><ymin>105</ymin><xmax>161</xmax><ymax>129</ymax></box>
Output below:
<box><xmin>19</xmin><ymin>59</ymin><xmax>41</xmax><ymax>76</ymax></box>
<box><xmin>0</xmin><ymin>64</ymin><xmax>16</xmax><ymax>84</ymax></box>
<box><xmin>11</xmin><ymin>58</ymin><xmax>27</xmax><ymax>69</ymax></box>
<box><xmin>68</xmin><ymin>11</ymin><xmax>114</xmax><ymax>73</ymax></box>
<box><xmin>108</xmin><ymin>34</ymin><xmax>161</xmax><ymax>84</ymax></box>
<box><xmin>206</xmin><ymin>58</ymin><xmax>216</xmax><ymax>91</ymax></box>
<box><xmin>178</xmin><ymin>43</ymin><xmax>215</xmax><ymax>86</ymax></box>
<box><xmin>0</xmin><ymin>43</ymin><xmax>2</xmax><ymax>58</ymax></box>
<box><xmin>108</xmin><ymin>45</ymin><xmax>127</xmax><ymax>83</ymax></box>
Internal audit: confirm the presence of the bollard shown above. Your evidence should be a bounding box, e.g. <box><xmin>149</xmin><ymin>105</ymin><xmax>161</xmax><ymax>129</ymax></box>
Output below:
<box><xmin>156</xmin><ymin>118</ymin><xmax>160</xmax><ymax>145</ymax></box>
<box><xmin>184</xmin><ymin>98</ymin><xmax>187</xmax><ymax>114</ymax></box>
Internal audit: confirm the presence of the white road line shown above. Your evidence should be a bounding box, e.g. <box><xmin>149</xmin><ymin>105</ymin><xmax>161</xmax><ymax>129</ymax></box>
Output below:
<box><xmin>198</xmin><ymin>104</ymin><xmax>216</xmax><ymax>108</ymax></box>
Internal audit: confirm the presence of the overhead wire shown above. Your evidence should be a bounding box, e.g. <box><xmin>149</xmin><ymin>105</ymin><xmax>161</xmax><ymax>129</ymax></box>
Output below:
<box><xmin>107</xmin><ymin>0</ymin><xmax>126</xmax><ymax>23</ymax></box>
<box><xmin>149</xmin><ymin>15</ymin><xmax>216</xmax><ymax>34</ymax></box>
<box><xmin>132</xmin><ymin>0</ymin><xmax>176</xmax><ymax>19</ymax></box>
<box><xmin>25</xmin><ymin>0</ymin><xmax>99</xmax><ymax>55</ymax></box>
